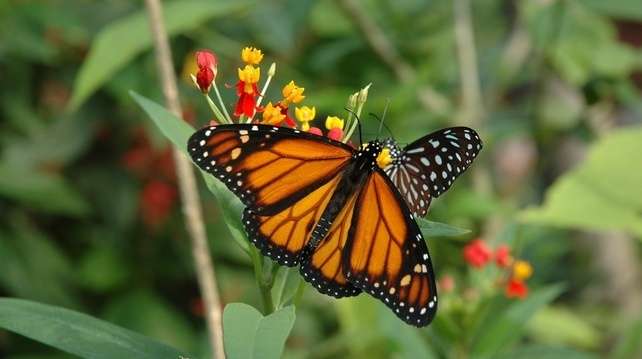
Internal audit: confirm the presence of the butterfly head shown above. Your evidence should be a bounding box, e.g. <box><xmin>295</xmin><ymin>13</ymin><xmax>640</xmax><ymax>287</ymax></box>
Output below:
<box><xmin>374</xmin><ymin>139</ymin><xmax>402</xmax><ymax>169</ymax></box>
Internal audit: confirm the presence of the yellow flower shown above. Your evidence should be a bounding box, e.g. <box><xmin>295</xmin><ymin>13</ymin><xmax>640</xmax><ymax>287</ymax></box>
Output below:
<box><xmin>241</xmin><ymin>47</ymin><xmax>263</xmax><ymax>65</ymax></box>
<box><xmin>261</xmin><ymin>102</ymin><xmax>285</xmax><ymax>125</ymax></box>
<box><xmin>325</xmin><ymin>116</ymin><xmax>344</xmax><ymax>130</ymax></box>
<box><xmin>512</xmin><ymin>260</ymin><xmax>533</xmax><ymax>281</ymax></box>
<box><xmin>238</xmin><ymin>65</ymin><xmax>260</xmax><ymax>94</ymax></box>
<box><xmin>376</xmin><ymin>148</ymin><xmax>392</xmax><ymax>168</ymax></box>
<box><xmin>282</xmin><ymin>81</ymin><xmax>305</xmax><ymax>105</ymax></box>
<box><xmin>295</xmin><ymin>106</ymin><xmax>316</xmax><ymax>131</ymax></box>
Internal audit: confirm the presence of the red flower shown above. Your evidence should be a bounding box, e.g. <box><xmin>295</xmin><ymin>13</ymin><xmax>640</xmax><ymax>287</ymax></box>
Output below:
<box><xmin>234</xmin><ymin>65</ymin><xmax>260</xmax><ymax>117</ymax></box>
<box><xmin>308</xmin><ymin>127</ymin><xmax>323</xmax><ymax>136</ymax></box>
<box><xmin>279</xmin><ymin>105</ymin><xmax>296</xmax><ymax>127</ymax></box>
<box><xmin>194</xmin><ymin>50</ymin><xmax>217</xmax><ymax>93</ymax></box>
<box><xmin>505</xmin><ymin>279</ymin><xmax>529</xmax><ymax>299</ymax></box>
<box><xmin>463</xmin><ymin>239</ymin><xmax>492</xmax><ymax>268</ymax></box>
<box><xmin>140</xmin><ymin>180</ymin><xmax>177</xmax><ymax>228</ymax></box>
<box><xmin>494</xmin><ymin>245</ymin><xmax>512</xmax><ymax>268</ymax></box>
<box><xmin>234</xmin><ymin>81</ymin><xmax>258</xmax><ymax>117</ymax></box>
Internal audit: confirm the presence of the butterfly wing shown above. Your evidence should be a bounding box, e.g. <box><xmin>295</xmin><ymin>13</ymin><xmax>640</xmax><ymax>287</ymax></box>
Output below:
<box><xmin>344</xmin><ymin>169</ymin><xmax>437</xmax><ymax>327</ymax></box>
<box><xmin>188</xmin><ymin>124</ymin><xmax>353</xmax><ymax>213</ymax></box>
<box><xmin>299</xmin><ymin>191</ymin><xmax>362</xmax><ymax>298</ymax></box>
<box><xmin>188</xmin><ymin>124</ymin><xmax>354</xmax><ymax>265</ymax></box>
<box><xmin>242</xmin><ymin>172</ymin><xmax>344</xmax><ymax>267</ymax></box>
<box><xmin>384</xmin><ymin>127</ymin><xmax>482</xmax><ymax>217</ymax></box>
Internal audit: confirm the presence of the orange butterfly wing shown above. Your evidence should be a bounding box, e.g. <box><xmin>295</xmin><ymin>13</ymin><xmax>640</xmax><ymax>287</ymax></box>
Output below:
<box><xmin>188</xmin><ymin>124</ymin><xmax>353</xmax><ymax>213</ymax></box>
<box><xmin>344</xmin><ymin>169</ymin><xmax>438</xmax><ymax>327</ymax></box>
<box><xmin>299</xmin><ymin>192</ymin><xmax>361</xmax><ymax>297</ymax></box>
<box><xmin>188</xmin><ymin>124</ymin><xmax>354</xmax><ymax>266</ymax></box>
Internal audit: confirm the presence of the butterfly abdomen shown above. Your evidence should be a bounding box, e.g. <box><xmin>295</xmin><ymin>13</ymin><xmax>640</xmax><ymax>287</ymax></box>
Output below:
<box><xmin>303</xmin><ymin>142</ymin><xmax>383</xmax><ymax>257</ymax></box>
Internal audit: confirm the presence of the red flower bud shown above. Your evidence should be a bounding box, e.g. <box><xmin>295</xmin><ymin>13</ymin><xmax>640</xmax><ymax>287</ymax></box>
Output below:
<box><xmin>194</xmin><ymin>50</ymin><xmax>217</xmax><ymax>93</ymax></box>
<box><xmin>463</xmin><ymin>239</ymin><xmax>492</xmax><ymax>268</ymax></box>
<box><xmin>308</xmin><ymin>127</ymin><xmax>323</xmax><ymax>136</ymax></box>
<box><xmin>195</xmin><ymin>50</ymin><xmax>217</xmax><ymax>72</ymax></box>
<box><xmin>196</xmin><ymin>67</ymin><xmax>215</xmax><ymax>93</ymax></box>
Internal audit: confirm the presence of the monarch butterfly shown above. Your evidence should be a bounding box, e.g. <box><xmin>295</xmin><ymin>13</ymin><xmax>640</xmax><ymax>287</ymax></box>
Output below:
<box><xmin>188</xmin><ymin>123</ymin><xmax>481</xmax><ymax>326</ymax></box>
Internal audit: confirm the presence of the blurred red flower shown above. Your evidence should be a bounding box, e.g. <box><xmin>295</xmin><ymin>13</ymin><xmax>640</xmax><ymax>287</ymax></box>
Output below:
<box><xmin>140</xmin><ymin>180</ymin><xmax>177</xmax><ymax>228</ymax></box>
<box><xmin>494</xmin><ymin>245</ymin><xmax>512</xmax><ymax>268</ymax></box>
<box><xmin>438</xmin><ymin>274</ymin><xmax>455</xmax><ymax>293</ymax></box>
<box><xmin>463</xmin><ymin>239</ymin><xmax>492</xmax><ymax>268</ymax></box>
<box><xmin>505</xmin><ymin>279</ymin><xmax>529</xmax><ymax>299</ymax></box>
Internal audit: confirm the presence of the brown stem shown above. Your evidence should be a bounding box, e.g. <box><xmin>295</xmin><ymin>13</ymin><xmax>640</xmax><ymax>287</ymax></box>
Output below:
<box><xmin>335</xmin><ymin>0</ymin><xmax>451</xmax><ymax>115</ymax></box>
<box><xmin>143</xmin><ymin>0</ymin><xmax>225</xmax><ymax>358</ymax></box>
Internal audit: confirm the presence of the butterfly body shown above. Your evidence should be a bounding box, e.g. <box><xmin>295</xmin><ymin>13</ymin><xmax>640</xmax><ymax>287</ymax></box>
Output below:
<box><xmin>188</xmin><ymin>123</ymin><xmax>481</xmax><ymax>327</ymax></box>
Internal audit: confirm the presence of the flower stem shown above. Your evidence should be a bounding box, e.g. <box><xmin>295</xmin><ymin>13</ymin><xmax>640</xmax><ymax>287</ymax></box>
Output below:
<box><xmin>212</xmin><ymin>80</ymin><xmax>232</xmax><ymax>123</ymax></box>
<box><xmin>248</xmin><ymin>62</ymin><xmax>276</xmax><ymax>123</ymax></box>
<box><xmin>205</xmin><ymin>93</ymin><xmax>229</xmax><ymax>124</ymax></box>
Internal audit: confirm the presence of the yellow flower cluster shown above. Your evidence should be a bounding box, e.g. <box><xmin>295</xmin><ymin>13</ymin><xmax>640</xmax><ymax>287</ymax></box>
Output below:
<box><xmin>262</xmin><ymin>102</ymin><xmax>285</xmax><ymax>125</ymax></box>
<box><xmin>242</xmin><ymin>47</ymin><xmax>263</xmax><ymax>65</ymax></box>
<box><xmin>282</xmin><ymin>81</ymin><xmax>305</xmax><ymax>105</ymax></box>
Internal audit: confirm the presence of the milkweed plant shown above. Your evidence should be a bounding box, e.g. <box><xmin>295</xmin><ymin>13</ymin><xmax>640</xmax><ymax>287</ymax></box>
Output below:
<box><xmin>180</xmin><ymin>46</ymin><xmax>539</xmax><ymax>358</ymax></box>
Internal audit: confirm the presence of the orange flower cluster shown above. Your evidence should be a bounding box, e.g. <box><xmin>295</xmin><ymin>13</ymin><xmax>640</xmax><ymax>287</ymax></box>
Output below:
<box><xmin>189</xmin><ymin>46</ymin><xmax>351</xmax><ymax>142</ymax></box>
<box><xmin>462</xmin><ymin>238</ymin><xmax>534</xmax><ymax>299</ymax></box>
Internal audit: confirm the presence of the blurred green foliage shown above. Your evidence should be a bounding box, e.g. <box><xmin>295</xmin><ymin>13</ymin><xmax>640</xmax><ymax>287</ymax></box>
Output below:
<box><xmin>1</xmin><ymin>0</ymin><xmax>642</xmax><ymax>358</ymax></box>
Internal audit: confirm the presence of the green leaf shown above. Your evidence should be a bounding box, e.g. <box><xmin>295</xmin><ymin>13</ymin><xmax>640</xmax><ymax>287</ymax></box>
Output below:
<box><xmin>77</xmin><ymin>244</ymin><xmax>130</xmax><ymax>292</ymax></box>
<box><xmin>519</xmin><ymin>126</ymin><xmax>642</xmax><ymax>237</ymax></box>
<box><xmin>0</xmin><ymin>164</ymin><xmax>90</xmax><ymax>216</ymax></box>
<box><xmin>471</xmin><ymin>285</ymin><xmax>564</xmax><ymax>357</ymax></box>
<box><xmin>69</xmin><ymin>0</ymin><xmax>250</xmax><ymax>110</ymax></box>
<box><xmin>417</xmin><ymin>218</ymin><xmax>471</xmax><ymax>238</ymax></box>
<box><xmin>610</xmin><ymin>317</ymin><xmax>642</xmax><ymax>359</ymax></box>
<box><xmin>131</xmin><ymin>91</ymin><xmax>249</xmax><ymax>252</ymax></box>
<box><xmin>491</xmin><ymin>345</ymin><xmax>599</xmax><ymax>359</ymax></box>
<box><xmin>581</xmin><ymin>0</ymin><xmax>642</xmax><ymax>21</ymax></box>
<box><xmin>0</xmin><ymin>224</ymin><xmax>77</xmax><ymax>307</ymax></box>
<box><xmin>223</xmin><ymin>303</ymin><xmax>295</xmax><ymax>359</ymax></box>
<box><xmin>547</xmin><ymin>2</ymin><xmax>638</xmax><ymax>85</ymax></box>
<box><xmin>102</xmin><ymin>290</ymin><xmax>197</xmax><ymax>353</ymax></box>
<box><xmin>0</xmin><ymin>298</ymin><xmax>190</xmax><ymax>359</ymax></box>
<box><xmin>527</xmin><ymin>306</ymin><xmax>601</xmax><ymax>349</ymax></box>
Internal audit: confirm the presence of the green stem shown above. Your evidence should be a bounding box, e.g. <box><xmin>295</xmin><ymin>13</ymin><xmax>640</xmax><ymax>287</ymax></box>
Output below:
<box><xmin>249</xmin><ymin>246</ymin><xmax>275</xmax><ymax>314</ymax></box>
<box><xmin>212</xmin><ymin>80</ymin><xmax>232</xmax><ymax>123</ymax></box>
<box><xmin>204</xmin><ymin>94</ymin><xmax>228</xmax><ymax>124</ymax></box>
<box><xmin>343</xmin><ymin>99</ymin><xmax>366</xmax><ymax>142</ymax></box>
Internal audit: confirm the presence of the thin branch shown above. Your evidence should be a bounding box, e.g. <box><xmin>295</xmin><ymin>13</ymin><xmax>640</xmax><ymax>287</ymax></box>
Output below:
<box><xmin>143</xmin><ymin>1</ymin><xmax>225</xmax><ymax>358</ymax></box>
<box><xmin>335</xmin><ymin>0</ymin><xmax>451</xmax><ymax>115</ymax></box>
<box><xmin>454</xmin><ymin>0</ymin><xmax>484</xmax><ymax>127</ymax></box>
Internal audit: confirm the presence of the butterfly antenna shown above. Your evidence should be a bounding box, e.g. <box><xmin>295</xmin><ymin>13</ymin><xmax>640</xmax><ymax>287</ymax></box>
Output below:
<box><xmin>377</xmin><ymin>99</ymin><xmax>390</xmax><ymax>138</ymax></box>
<box><xmin>345</xmin><ymin>107</ymin><xmax>364</xmax><ymax>146</ymax></box>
